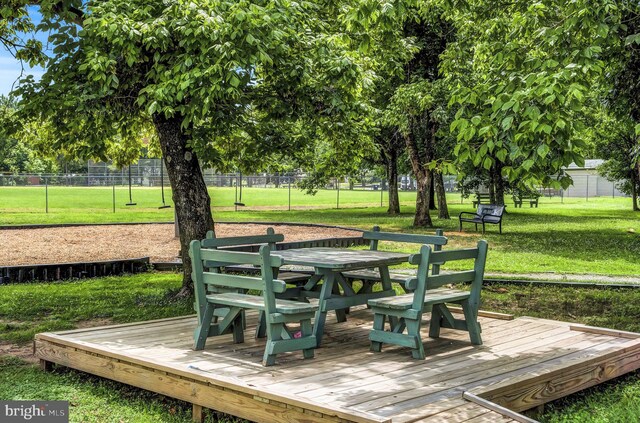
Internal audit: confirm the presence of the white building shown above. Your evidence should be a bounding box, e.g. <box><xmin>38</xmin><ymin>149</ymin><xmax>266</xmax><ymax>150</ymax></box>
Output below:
<box><xmin>563</xmin><ymin>159</ymin><xmax>627</xmax><ymax>198</ymax></box>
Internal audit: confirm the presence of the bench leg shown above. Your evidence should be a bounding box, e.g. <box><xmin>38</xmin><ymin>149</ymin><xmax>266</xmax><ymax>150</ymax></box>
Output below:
<box><xmin>481</xmin><ymin>222</ymin><xmax>485</xmax><ymax>235</ymax></box>
<box><xmin>499</xmin><ymin>221</ymin><xmax>502</xmax><ymax>234</ymax></box>
<box><xmin>263</xmin><ymin>322</ymin><xmax>283</xmax><ymax>366</ymax></box>
<box><xmin>461</xmin><ymin>300</ymin><xmax>482</xmax><ymax>345</ymax></box>
<box><xmin>301</xmin><ymin>319</ymin><xmax>315</xmax><ymax>359</ymax></box>
<box><xmin>370</xmin><ymin>313</ymin><xmax>385</xmax><ymax>352</ymax></box>
<box><xmin>406</xmin><ymin>319</ymin><xmax>425</xmax><ymax>360</ymax></box>
<box><xmin>193</xmin><ymin>303</ymin><xmax>214</xmax><ymax>350</ymax></box>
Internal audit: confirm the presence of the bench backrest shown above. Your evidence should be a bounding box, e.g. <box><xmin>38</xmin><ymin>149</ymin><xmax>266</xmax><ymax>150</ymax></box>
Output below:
<box><xmin>190</xmin><ymin>241</ymin><xmax>284</xmax><ymax>314</ymax></box>
<box><xmin>202</xmin><ymin>227</ymin><xmax>284</xmax><ymax>270</ymax></box>
<box><xmin>362</xmin><ymin>226</ymin><xmax>447</xmax><ymax>273</ymax></box>
<box><xmin>477</xmin><ymin>204</ymin><xmax>504</xmax><ymax>217</ymax></box>
<box><xmin>405</xmin><ymin>240</ymin><xmax>489</xmax><ymax>311</ymax></box>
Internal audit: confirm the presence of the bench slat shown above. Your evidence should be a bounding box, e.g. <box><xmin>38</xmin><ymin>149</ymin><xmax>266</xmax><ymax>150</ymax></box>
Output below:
<box><xmin>206</xmin><ymin>292</ymin><xmax>318</xmax><ymax>314</ymax></box>
<box><xmin>368</xmin><ymin>288</ymin><xmax>471</xmax><ymax>310</ymax></box>
<box><xmin>202</xmin><ymin>272</ymin><xmax>287</xmax><ymax>294</ymax></box>
<box><xmin>201</xmin><ymin>233</ymin><xmax>284</xmax><ymax>248</ymax></box>
<box><xmin>409</xmin><ymin>248</ymin><xmax>478</xmax><ymax>265</ymax></box>
<box><xmin>362</xmin><ymin>231</ymin><xmax>448</xmax><ymax>245</ymax></box>
<box><xmin>198</xmin><ymin>248</ymin><xmax>283</xmax><ymax>267</ymax></box>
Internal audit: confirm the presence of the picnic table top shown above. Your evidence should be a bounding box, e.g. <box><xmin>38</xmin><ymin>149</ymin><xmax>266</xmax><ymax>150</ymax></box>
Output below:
<box><xmin>271</xmin><ymin>248</ymin><xmax>410</xmax><ymax>270</ymax></box>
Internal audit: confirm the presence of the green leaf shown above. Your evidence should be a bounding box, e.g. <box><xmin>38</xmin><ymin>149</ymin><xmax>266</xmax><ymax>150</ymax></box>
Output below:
<box><xmin>482</xmin><ymin>156</ymin><xmax>493</xmax><ymax>170</ymax></box>
<box><xmin>537</xmin><ymin>144</ymin><xmax>550</xmax><ymax>158</ymax></box>
<box><xmin>521</xmin><ymin>159</ymin><xmax>534</xmax><ymax>171</ymax></box>
<box><xmin>501</xmin><ymin>115</ymin><xmax>513</xmax><ymax>130</ymax></box>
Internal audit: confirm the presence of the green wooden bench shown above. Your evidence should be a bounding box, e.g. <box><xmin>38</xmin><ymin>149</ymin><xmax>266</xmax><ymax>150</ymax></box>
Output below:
<box><xmin>513</xmin><ymin>195</ymin><xmax>539</xmax><ymax>208</ymax></box>
<box><xmin>203</xmin><ymin>228</ymin><xmax>312</xmax><ymax>286</ymax></box>
<box><xmin>342</xmin><ymin>226</ymin><xmax>448</xmax><ymax>290</ymax></box>
<box><xmin>202</xmin><ymin>228</ymin><xmax>311</xmax><ymax>338</ymax></box>
<box><xmin>368</xmin><ymin>240</ymin><xmax>489</xmax><ymax>359</ymax></box>
<box><xmin>190</xmin><ymin>241</ymin><xmax>317</xmax><ymax>366</ymax></box>
<box><xmin>472</xmin><ymin>193</ymin><xmax>492</xmax><ymax>208</ymax></box>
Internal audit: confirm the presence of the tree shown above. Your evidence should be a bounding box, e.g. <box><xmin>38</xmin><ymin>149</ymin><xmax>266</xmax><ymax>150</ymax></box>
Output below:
<box><xmin>379</xmin><ymin>11</ymin><xmax>454</xmax><ymax>227</ymax></box>
<box><xmin>602</xmin><ymin>4</ymin><xmax>640</xmax><ymax>210</ymax></box>
<box><xmin>440</xmin><ymin>0</ymin><xmax>629</xmax><ymax>194</ymax></box>
<box><xmin>6</xmin><ymin>0</ymin><xmax>373</xmax><ymax>294</ymax></box>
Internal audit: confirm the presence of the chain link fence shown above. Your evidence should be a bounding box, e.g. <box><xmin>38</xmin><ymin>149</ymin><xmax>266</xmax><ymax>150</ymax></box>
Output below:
<box><xmin>0</xmin><ymin>160</ymin><xmax>629</xmax><ymax>216</ymax></box>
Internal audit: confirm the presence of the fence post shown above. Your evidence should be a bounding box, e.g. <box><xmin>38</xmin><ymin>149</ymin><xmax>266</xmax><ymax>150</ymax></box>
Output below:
<box><xmin>380</xmin><ymin>177</ymin><xmax>383</xmax><ymax>207</ymax></box>
<box><xmin>586</xmin><ymin>175</ymin><xmax>589</xmax><ymax>201</ymax></box>
<box><xmin>288</xmin><ymin>173</ymin><xmax>292</xmax><ymax>211</ymax></box>
<box><xmin>112</xmin><ymin>178</ymin><xmax>116</xmax><ymax>213</ymax></box>
<box><xmin>336</xmin><ymin>177</ymin><xmax>340</xmax><ymax>209</ymax></box>
<box><xmin>45</xmin><ymin>177</ymin><xmax>48</xmax><ymax>214</ymax></box>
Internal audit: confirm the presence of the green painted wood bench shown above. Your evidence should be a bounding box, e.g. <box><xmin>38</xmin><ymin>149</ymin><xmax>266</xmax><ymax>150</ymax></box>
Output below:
<box><xmin>190</xmin><ymin>241</ymin><xmax>317</xmax><ymax>366</ymax></box>
<box><xmin>202</xmin><ymin>228</ymin><xmax>311</xmax><ymax>337</ymax></box>
<box><xmin>342</xmin><ymin>226</ymin><xmax>448</xmax><ymax>292</ymax></box>
<box><xmin>513</xmin><ymin>195</ymin><xmax>539</xmax><ymax>208</ymax></box>
<box><xmin>472</xmin><ymin>193</ymin><xmax>492</xmax><ymax>208</ymax></box>
<box><xmin>204</xmin><ymin>228</ymin><xmax>312</xmax><ymax>285</ymax></box>
<box><xmin>368</xmin><ymin>240</ymin><xmax>489</xmax><ymax>359</ymax></box>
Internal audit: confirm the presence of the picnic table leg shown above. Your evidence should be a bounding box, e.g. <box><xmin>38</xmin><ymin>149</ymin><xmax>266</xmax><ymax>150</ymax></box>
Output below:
<box><xmin>332</xmin><ymin>281</ymin><xmax>348</xmax><ymax>322</ymax></box>
<box><xmin>313</xmin><ymin>270</ymin><xmax>336</xmax><ymax>346</ymax></box>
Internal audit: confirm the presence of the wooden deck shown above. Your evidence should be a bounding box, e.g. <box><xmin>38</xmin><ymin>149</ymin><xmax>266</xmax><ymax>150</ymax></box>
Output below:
<box><xmin>34</xmin><ymin>308</ymin><xmax>640</xmax><ymax>423</ymax></box>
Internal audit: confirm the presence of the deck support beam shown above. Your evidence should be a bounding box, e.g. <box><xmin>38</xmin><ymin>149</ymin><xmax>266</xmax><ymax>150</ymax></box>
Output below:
<box><xmin>192</xmin><ymin>404</ymin><xmax>204</xmax><ymax>423</ymax></box>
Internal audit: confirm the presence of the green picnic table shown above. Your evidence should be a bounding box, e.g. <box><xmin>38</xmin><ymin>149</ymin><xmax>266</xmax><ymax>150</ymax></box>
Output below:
<box><xmin>271</xmin><ymin>248</ymin><xmax>410</xmax><ymax>346</ymax></box>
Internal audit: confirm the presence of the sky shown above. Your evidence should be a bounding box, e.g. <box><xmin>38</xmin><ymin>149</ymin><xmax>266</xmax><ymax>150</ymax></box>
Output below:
<box><xmin>0</xmin><ymin>7</ymin><xmax>46</xmax><ymax>97</ymax></box>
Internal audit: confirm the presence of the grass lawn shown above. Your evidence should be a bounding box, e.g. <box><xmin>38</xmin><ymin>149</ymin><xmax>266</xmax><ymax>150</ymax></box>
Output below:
<box><xmin>1</xmin><ymin>273</ymin><xmax>640</xmax><ymax>422</ymax></box>
<box><xmin>1</xmin><ymin>187</ymin><xmax>638</xmax><ymax>278</ymax></box>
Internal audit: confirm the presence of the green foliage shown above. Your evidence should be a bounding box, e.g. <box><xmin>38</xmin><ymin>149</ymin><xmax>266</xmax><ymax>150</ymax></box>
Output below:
<box><xmin>437</xmin><ymin>0</ymin><xmax>630</xmax><ymax>189</ymax></box>
<box><xmin>8</xmin><ymin>0</ymin><xmax>377</xmax><ymax>174</ymax></box>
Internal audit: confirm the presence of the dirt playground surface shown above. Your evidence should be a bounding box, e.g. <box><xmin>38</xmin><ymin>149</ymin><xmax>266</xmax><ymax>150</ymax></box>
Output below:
<box><xmin>0</xmin><ymin>223</ymin><xmax>362</xmax><ymax>266</ymax></box>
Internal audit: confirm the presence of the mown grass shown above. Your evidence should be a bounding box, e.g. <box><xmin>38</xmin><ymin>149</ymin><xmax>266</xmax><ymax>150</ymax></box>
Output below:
<box><xmin>0</xmin><ymin>272</ymin><xmax>193</xmax><ymax>344</ymax></box>
<box><xmin>0</xmin><ymin>356</ymin><xmax>243</xmax><ymax>423</ymax></box>
<box><xmin>0</xmin><ymin>186</ymin><xmax>419</xmax><ymax>224</ymax></box>
<box><xmin>1</xmin><ymin>273</ymin><xmax>640</xmax><ymax>422</ymax></box>
<box><xmin>1</xmin><ymin>188</ymin><xmax>639</xmax><ymax>277</ymax></box>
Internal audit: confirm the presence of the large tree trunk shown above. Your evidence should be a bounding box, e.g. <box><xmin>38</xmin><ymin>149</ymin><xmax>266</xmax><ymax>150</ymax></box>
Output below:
<box><xmin>429</xmin><ymin>177</ymin><xmax>437</xmax><ymax>210</ymax></box>
<box><xmin>404</xmin><ymin>129</ymin><xmax>433</xmax><ymax>227</ymax></box>
<box><xmin>384</xmin><ymin>146</ymin><xmax>400</xmax><ymax>215</ymax></box>
<box><xmin>434</xmin><ymin>171</ymin><xmax>450</xmax><ymax>219</ymax></box>
<box><xmin>492</xmin><ymin>161</ymin><xmax>505</xmax><ymax>206</ymax></box>
<box><xmin>154</xmin><ymin>115</ymin><xmax>215</xmax><ymax>297</ymax></box>
<box><xmin>632</xmin><ymin>169</ymin><xmax>639</xmax><ymax>211</ymax></box>
<box><xmin>414</xmin><ymin>172</ymin><xmax>433</xmax><ymax>226</ymax></box>
<box><xmin>488</xmin><ymin>168</ymin><xmax>496</xmax><ymax>204</ymax></box>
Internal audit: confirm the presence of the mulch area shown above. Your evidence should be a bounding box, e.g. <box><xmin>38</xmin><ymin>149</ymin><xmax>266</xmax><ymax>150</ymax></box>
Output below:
<box><xmin>0</xmin><ymin>223</ymin><xmax>362</xmax><ymax>266</ymax></box>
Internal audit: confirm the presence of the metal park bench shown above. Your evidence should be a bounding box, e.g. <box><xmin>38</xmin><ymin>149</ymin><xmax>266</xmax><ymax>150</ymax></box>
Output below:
<box><xmin>190</xmin><ymin>241</ymin><xmax>317</xmax><ymax>366</ymax></box>
<box><xmin>342</xmin><ymin>226</ymin><xmax>448</xmax><ymax>292</ymax></box>
<box><xmin>368</xmin><ymin>240</ymin><xmax>489</xmax><ymax>359</ymax></box>
<box><xmin>459</xmin><ymin>204</ymin><xmax>505</xmax><ymax>234</ymax></box>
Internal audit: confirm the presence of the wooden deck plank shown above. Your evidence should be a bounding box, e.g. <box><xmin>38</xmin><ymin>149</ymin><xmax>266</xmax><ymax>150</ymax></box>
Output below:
<box><xmin>33</xmin><ymin>312</ymin><xmax>640</xmax><ymax>423</ymax></box>
<box><xmin>287</xmin><ymin>320</ymin><xmax>557</xmax><ymax>397</ymax></box>
<box><xmin>326</xmin><ymin>325</ymin><xmax>582</xmax><ymax>409</ymax></box>
<box><xmin>374</xmin><ymin>335</ymin><xmax>629</xmax><ymax>417</ymax></box>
